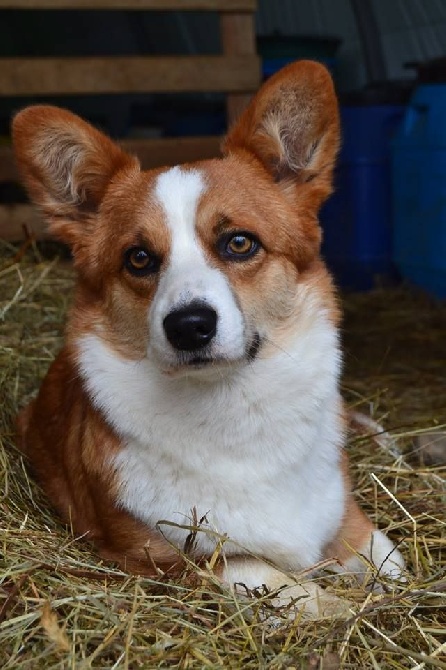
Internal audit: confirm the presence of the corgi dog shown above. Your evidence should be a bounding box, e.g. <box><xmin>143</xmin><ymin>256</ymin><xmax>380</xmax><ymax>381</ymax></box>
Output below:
<box><xmin>14</xmin><ymin>61</ymin><xmax>404</xmax><ymax>617</ymax></box>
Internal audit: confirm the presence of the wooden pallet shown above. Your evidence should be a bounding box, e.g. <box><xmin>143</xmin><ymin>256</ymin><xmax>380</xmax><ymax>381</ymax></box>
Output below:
<box><xmin>0</xmin><ymin>0</ymin><xmax>259</xmax><ymax>241</ymax></box>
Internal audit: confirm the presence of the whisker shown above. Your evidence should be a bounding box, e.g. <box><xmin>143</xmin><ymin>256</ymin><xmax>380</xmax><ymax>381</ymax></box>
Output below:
<box><xmin>260</xmin><ymin>334</ymin><xmax>299</xmax><ymax>364</ymax></box>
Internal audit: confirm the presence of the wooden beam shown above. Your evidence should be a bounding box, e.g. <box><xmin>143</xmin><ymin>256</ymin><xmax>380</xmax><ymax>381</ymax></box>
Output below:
<box><xmin>220</xmin><ymin>13</ymin><xmax>259</xmax><ymax>125</ymax></box>
<box><xmin>0</xmin><ymin>0</ymin><xmax>256</xmax><ymax>10</ymax></box>
<box><xmin>0</xmin><ymin>55</ymin><xmax>260</xmax><ymax>96</ymax></box>
<box><xmin>123</xmin><ymin>134</ymin><xmax>222</xmax><ymax>168</ymax></box>
<box><xmin>0</xmin><ymin>204</ymin><xmax>47</xmax><ymax>241</ymax></box>
<box><xmin>0</xmin><ymin>145</ymin><xmax>17</xmax><ymax>184</ymax></box>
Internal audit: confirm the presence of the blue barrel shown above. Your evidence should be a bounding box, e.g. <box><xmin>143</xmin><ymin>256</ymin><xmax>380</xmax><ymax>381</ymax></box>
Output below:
<box><xmin>392</xmin><ymin>84</ymin><xmax>446</xmax><ymax>299</ymax></box>
<box><xmin>321</xmin><ymin>104</ymin><xmax>405</xmax><ymax>290</ymax></box>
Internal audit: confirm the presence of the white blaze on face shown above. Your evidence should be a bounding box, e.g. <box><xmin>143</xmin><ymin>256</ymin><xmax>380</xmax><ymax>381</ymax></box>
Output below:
<box><xmin>149</xmin><ymin>166</ymin><xmax>245</xmax><ymax>367</ymax></box>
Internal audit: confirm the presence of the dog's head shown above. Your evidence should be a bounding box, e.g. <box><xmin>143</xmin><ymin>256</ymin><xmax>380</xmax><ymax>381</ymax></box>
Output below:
<box><xmin>13</xmin><ymin>61</ymin><xmax>340</xmax><ymax>378</ymax></box>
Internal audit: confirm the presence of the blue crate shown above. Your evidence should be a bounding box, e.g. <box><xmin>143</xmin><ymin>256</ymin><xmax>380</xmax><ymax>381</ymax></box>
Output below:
<box><xmin>321</xmin><ymin>104</ymin><xmax>405</xmax><ymax>290</ymax></box>
<box><xmin>392</xmin><ymin>84</ymin><xmax>446</xmax><ymax>299</ymax></box>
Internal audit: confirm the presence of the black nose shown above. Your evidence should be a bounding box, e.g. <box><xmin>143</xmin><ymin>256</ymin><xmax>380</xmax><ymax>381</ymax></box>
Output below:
<box><xmin>163</xmin><ymin>305</ymin><xmax>217</xmax><ymax>351</ymax></box>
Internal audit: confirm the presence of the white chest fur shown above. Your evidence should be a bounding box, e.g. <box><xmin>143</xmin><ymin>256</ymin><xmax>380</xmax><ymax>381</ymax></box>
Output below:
<box><xmin>77</xmin><ymin>310</ymin><xmax>345</xmax><ymax>571</ymax></box>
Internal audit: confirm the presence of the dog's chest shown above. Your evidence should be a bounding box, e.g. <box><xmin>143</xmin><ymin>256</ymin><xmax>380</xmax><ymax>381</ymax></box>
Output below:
<box><xmin>78</xmin><ymin>330</ymin><xmax>345</xmax><ymax>569</ymax></box>
<box><xmin>112</xmin><ymin>379</ymin><xmax>345</xmax><ymax>569</ymax></box>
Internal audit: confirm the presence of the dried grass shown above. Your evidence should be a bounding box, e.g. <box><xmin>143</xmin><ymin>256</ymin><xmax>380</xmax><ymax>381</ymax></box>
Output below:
<box><xmin>1</xmin><ymin>240</ymin><xmax>445</xmax><ymax>669</ymax></box>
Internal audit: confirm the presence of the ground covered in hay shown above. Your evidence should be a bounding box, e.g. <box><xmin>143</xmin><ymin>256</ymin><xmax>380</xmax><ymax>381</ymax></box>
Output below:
<box><xmin>1</xmin><ymin>241</ymin><xmax>445</xmax><ymax>669</ymax></box>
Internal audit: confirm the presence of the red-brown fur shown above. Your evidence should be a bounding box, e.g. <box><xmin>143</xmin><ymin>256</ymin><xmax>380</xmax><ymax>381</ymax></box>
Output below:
<box><xmin>17</xmin><ymin>352</ymin><xmax>182</xmax><ymax>575</ymax></box>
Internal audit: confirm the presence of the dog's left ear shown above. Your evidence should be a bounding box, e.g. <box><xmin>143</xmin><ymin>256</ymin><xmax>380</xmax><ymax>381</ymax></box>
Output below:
<box><xmin>222</xmin><ymin>60</ymin><xmax>340</xmax><ymax>207</ymax></box>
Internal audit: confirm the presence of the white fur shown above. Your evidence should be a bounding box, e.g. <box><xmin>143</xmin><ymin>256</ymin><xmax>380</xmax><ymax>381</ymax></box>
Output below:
<box><xmin>221</xmin><ymin>557</ymin><xmax>352</xmax><ymax>619</ymax></box>
<box><xmin>74</xmin><ymin>164</ymin><xmax>402</xmax><ymax>591</ymax></box>
<box><xmin>77</xmin><ymin>279</ymin><xmax>345</xmax><ymax>572</ymax></box>
<box><xmin>149</xmin><ymin>167</ymin><xmax>246</xmax><ymax>370</ymax></box>
<box><xmin>344</xmin><ymin>529</ymin><xmax>405</xmax><ymax>580</ymax></box>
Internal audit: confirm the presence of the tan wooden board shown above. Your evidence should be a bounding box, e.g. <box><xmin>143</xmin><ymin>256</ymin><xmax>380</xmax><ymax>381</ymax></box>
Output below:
<box><xmin>220</xmin><ymin>13</ymin><xmax>256</xmax><ymax>123</ymax></box>
<box><xmin>0</xmin><ymin>0</ymin><xmax>256</xmax><ymax>10</ymax></box>
<box><xmin>0</xmin><ymin>204</ymin><xmax>47</xmax><ymax>241</ymax></box>
<box><xmin>123</xmin><ymin>134</ymin><xmax>222</xmax><ymax>167</ymax></box>
<box><xmin>0</xmin><ymin>55</ymin><xmax>260</xmax><ymax>96</ymax></box>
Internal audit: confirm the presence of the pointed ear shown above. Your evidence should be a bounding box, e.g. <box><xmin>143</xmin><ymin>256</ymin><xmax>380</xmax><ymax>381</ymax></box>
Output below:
<box><xmin>222</xmin><ymin>60</ymin><xmax>340</xmax><ymax>206</ymax></box>
<box><xmin>12</xmin><ymin>105</ymin><xmax>139</xmax><ymax>246</ymax></box>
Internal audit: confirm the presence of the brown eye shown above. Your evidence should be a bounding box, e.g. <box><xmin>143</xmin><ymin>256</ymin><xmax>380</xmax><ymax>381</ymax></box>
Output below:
<box><xmin>228</xmin><ymin>235</ymin><xmax>254</xmax><ymax>254</ymax></box>
<box><xmin>124</xmin><ymin>247</ymin><xmax>160</xmax><ymax>276</ymax></box>
<box><xmin>218</xmin><ymin>232</ymin><xmax>260</xmax><ymax>261</ymax></box>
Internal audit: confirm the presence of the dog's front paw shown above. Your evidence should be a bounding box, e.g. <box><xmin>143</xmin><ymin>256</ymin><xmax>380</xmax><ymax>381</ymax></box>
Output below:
<box><xmin>272</xmin><ymin>579</ymin><xmax>353</xmax><ymax>620</ymax></box>
<box><xmin>342</xmin><ymin>529</ymin><xmax>406</xmax><ymax>589</ymax></box>
<box><xmin>221</xmin><ymin>557</ymin><xmax>354</xmax><ymax>621</ymax></box>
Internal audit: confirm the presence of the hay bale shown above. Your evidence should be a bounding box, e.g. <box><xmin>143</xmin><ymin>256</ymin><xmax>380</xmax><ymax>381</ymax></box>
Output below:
<box><xmin>1</xmin><ymin>242</ymin><xmax>445</xmax><ymax>668</ymax></box>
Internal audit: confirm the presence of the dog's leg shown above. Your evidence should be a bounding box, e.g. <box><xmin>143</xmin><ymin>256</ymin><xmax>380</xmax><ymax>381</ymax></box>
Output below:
<box><xmin>218</xmin><ymin>557</ymin><xmax>352</xmax><ymax>619</ymax></box>
<box><xmin>321</xmin><ymin>444</ymin><xmax>406</xmax><ymax>583</ymax></box>
<box><xmin>324</xmin><ymin>493</ymin><xmax>405</xmax><ymax>582</ymax></box>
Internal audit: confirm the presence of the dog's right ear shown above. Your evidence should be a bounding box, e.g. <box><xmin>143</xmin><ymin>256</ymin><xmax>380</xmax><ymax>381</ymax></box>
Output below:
<box><xmin>12</xmin><ymin>105</ymin><xmax>139</xmax><ymax>247</ymax></box>
<box><xmin>222</xmin><ymin>60</ymin><xmax>340</xmax><ymax>211</ymax></box>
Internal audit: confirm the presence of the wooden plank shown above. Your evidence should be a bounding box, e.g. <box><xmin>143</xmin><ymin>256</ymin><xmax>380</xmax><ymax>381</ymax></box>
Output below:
<box><xmin>0</xmin><ymin>55</ymin><xmax>260</xmax><ymax>96</ymax></box>
<box><xmin>220</xmin><ymin>13</ymin><xmax>258</xmax><ymax>124</ymax></box>
<box><xmin>0</xmin><ymin>204</ymin><xmax>47</xmax><ymax>241</ymax></box>
<box><xmin>0</xmin><ymin>0</ymin><xmax>256</xmax><ymax>10</ymax></box>
<box><xmin>0</xmin><ymin>135</ymin><xmax>222</xmax><ymax>184</ymax></box>
<box><xmin>123</xmin><ymin>134</ymin><xmax>222</xmax><ymax>168</ymax></box>
<box><xmin>0</xmin><ymin>135</ymin><xmax>223</xmax><ymax>240</ymax></box>
<box><xmin>0</xmin><ymin>144</ymin><xmax>17</xmax><ymax>183</ymax></box>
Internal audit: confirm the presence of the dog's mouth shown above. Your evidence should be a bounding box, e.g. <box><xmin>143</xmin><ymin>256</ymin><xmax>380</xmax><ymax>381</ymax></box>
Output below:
<box><xmin>246</xmin><ymin>331</ymin><xmax>261</xmax><ymax>361</ymax></box>
<box><xmin>187</xmin><ymin>356</ymin><xmax>214</xmax><ymax>367</ymax></box>
<box><xmin>166</xmin><ymin>331</ymin><xmax>262</xmax><ymax>374</ymax></box>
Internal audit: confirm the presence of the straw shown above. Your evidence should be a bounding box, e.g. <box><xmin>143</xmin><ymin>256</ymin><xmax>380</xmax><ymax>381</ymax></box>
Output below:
<box><xmin>1</xmin><ymin>241</ymin><xmax>445</xmax><ymax>669</ymax></box>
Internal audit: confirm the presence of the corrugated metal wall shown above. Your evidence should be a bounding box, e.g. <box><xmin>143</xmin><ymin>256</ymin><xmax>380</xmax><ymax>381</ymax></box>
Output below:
<box><xmin>257</xmin><ymin>0</ymin><xmax>446</xmax><ymax>90</ymax></box>
<box><xmin>376</xmin><ymin>0</ymin><xmax>446</xmax><ymax>78</ymax></box>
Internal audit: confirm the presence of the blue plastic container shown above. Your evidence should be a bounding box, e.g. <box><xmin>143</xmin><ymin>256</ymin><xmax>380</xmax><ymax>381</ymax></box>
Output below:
<box><xmin>321</xmin><ymin>105</ymin><xmax>405</xmax><ymax>290</ymax></box>
<box><xmin>257</xmin><ymin>35</ymin><xmax>340</xmax><ymax>79</ymax></box>
<box><xmin>392</xmin><ymin>84</ymin><xmax>446</xmax><ymax>298</ymax></box>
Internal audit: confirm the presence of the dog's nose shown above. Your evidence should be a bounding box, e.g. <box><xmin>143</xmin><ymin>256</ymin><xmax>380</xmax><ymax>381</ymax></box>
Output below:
<box><xmin>163</xmin><ymin>305</ymin><xmax>217</xmax><ymax>351</ymax></box>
